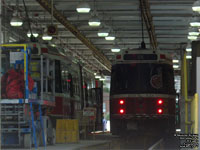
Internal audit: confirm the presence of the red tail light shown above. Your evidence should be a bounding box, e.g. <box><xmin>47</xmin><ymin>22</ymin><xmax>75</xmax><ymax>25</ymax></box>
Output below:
<box><xmin>119</xmin><ymin>109</ymin><xmax>125</xmax><ymax>114</ymax></box>
<box><xmin>116</xmin><ymin>55</ymin><xmax>121</xmax><ymax>59</ymax></box>
<box><xmin>157</xmin><ymin>99</ymin><xmax>163</xmax><ymax>105</ymax></box>
<box><xmin>157</xmin><ymin>108</ymin><xmax>163</xmax><ymax>114</ymax></box>
<box><xmin>67</xmin><ymin>79</ymin><xmax>71</xmax><ymax>82</ymax></box>
<box><xmin>119</xmin><ymin>99</ymin><xmax>125</xmax><ymax>105</ymax></box>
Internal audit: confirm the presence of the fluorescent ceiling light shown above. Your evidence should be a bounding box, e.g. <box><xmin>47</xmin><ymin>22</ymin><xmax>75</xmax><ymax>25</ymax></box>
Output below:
<box><xmin>88</xmin><ymin>15</ymin><xmax>101</xmax><ymax>27</ymax></box>
<box><xmin>186</xmin><ymin>43</ymin><xmax>192</xmax><ymax>52</ymax></box>
<box><xmin>189</xmin><ymin>32</ymin><xmax>199</xmax><ymax>36</ymax></box>
<box><xmin>105</xmin><ymin>33</ymin><xmax>115</xmax><ymax>40</ymax></box>
<box><xmin>190</xmin><ymin>17</ymin><xmax>200</xmax><ymax>27</ymax></box>
<box><xmin>100</xmin><ymin>75</ymin><xmax>105</xmax><ymax>81</ymax></box>
<box><xmin>98</xmin><ymin>28</ymin><xmax>109</xmax><ymax>37</ymax></box>
<box><xmin>188</xmin><ymin>35</ymin><xmax>198</xmax><ymax>40</ymax></box>
<box><xmin>27</xmin><ymin>30</ymin><xmax>39</xmax><ymax>38</ymax></box>
<box><xmin>173</xmin><ymin>65</ymin><xmax>179</xmax><ymax>69</ymax></box>
<box><xmin>188</xmin><ymin>27</ymin><xmax>199</xmax><ymax>36</ymax></box>
<box><xmin>111</xmin><ymin>44</ymin><xmax>120</xmax><ymax>52</ymax></box>
<box><xmin>111</xmin><ymin>48</ymin><xmax>120</xmax><ymax>52</ymax></box>
<box><xmin>176</xmin><ymin>129</ymin><xmax>181</xmax><ymax>132</ymax></box>
<box><xmin>51</xmin><ymin>44</ymin><xmax>56</xmax><ymax>47</ymax></box>
<box><xmin>42</xmin><ymin>33</ymin><xmax>52</xmax><ymax>40</ymax></box>
<box><xmin>95</xmin><ymin>74</ymin><xmax>101</xmax><ymax>79</ymax></box>
<box><xmin>99</xmin><ymin>78</ymin><xmax>105</xmax><ymax>81</ymax></box>
<box><xmin>186</xmin><ymin>55</ymin><xmax>192</xmax><ymax>59</ymax></box>
<box><xmin>186</xmin><ymin>47</ymin><xmax>192</xmax><ymax>52</ymax></box>
<box><xmin>10</xmin><ymin>16</ymin><xmax>23</xmax><ymax>27</ymax></box>
<box><xmin>76</xmin><ymin>2</ymin><xmax>91</xmax><ymax>13</ymax></box>
<box><xmin>192</xmin><ymin>1</ymin><xmax>200</xmax><ymax>12</ymax></box>
<box><xmin>173</xmin><ymin>60</ymin><xmax>179</xmax><ymax>63</ymax></box>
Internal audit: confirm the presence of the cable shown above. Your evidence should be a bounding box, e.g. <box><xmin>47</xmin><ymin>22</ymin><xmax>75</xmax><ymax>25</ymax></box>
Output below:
<box><xmin>22</xmin><ymin>0</ymin><xmax>36</xmax><ymax>42</ymax></box>
<box><xmin>51</xmin><ymin>0</ymin><xmax>53</xmax><ymax>25</ymax></box>
<box><xmin>139</xmin><ymin>0</ymin><xmax>146</xmax><ymax>49</ymax></box>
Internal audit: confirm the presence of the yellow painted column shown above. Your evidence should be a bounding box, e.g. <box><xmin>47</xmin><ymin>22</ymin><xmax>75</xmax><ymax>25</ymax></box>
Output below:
<box><xmin>183</xmin><ymin>52</ymin><xmax>189</xmax><ymax>133</ymax></box>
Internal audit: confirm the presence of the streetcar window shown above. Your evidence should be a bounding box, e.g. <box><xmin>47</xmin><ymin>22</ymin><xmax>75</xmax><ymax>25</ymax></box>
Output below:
<box><xmin>68</xmin><ymin>73</ymin><xmax>74</xmax><ymax>97</ymax></box>
<box><xmin>55</xmin><ymin>60</ymin><xmax>62</xmax><ymax>93</ymax></box>
<box><xmin>111</xmin><ymin>63</ymin><xmax>175</xmax><ymax>95</ymax></box>
<box><xmin>123</xmin><ymin>54</ymin><xmax>157</xmax><ymax>60</ymax></box>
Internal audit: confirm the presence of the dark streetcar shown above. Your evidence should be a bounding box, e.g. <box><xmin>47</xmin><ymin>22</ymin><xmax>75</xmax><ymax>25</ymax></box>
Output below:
<box><xmin>110</xmin><ymin>50</ymin><xmax>176</xmax><ymax>135</ymax></box>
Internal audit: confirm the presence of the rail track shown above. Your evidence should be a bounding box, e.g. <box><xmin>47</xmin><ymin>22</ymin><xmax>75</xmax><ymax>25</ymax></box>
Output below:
<box><xmin>82</xmin><ymin>131</ymin><xmax>181</xmax><ymax>150</ymax></box>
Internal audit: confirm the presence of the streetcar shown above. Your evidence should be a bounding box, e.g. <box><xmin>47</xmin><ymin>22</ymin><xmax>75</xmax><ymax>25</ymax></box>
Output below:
<box><xmin>110</xmin><ymin>49</ymin><xmax>176</xmax><ymax>135</ymax></box>
<box><xmin>0</xmin><ymin>42</ymin><xmax>103</xmax><ymax>147</ymax></box>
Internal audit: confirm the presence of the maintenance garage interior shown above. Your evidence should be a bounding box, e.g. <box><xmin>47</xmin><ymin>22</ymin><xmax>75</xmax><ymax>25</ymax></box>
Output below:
<box><xmin>0</xmin><ymin>0</ymin><xmax>199</xmax><ymax>149</ymax></box>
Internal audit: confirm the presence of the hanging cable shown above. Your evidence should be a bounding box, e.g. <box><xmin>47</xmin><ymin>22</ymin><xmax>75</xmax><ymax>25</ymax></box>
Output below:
<box><xmin>51</xmin><ymin>0</ymin><xmax>53</xmax><ymax>25</ymax></box>
<box><xmin>22</xmin><ymin>0</ymin><xmax>36</xmax><ymax>42</ymax></box>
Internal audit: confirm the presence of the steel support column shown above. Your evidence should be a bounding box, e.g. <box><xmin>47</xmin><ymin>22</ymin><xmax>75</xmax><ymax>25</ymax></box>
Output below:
<box><xmin>35</xmin><ymin>0</ymin><xmax>111</xmax><ymax>71</ymax></box>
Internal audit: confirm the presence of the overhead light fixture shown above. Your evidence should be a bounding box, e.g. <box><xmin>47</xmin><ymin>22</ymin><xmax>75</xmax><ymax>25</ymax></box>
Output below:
<box><xmin>76</xmin><ymin>2</ymin><xmax>91</xmax><ymax>13</ymax></box>
<box><xmin>94</xmin><ymin>72</ymin><xmax>97</xmax><ymax>76</ymax></box>
<box><xmin>10</xmin><ymin>16</ymin><xmax>23</xmax><ymax>27</ymax></box>
<box><xmin>186</xmin><ymin>52</ymin><xmax>192</xmax><ymax>59</ymax></box>
<box><xmin>10</xmin><ymin>1</ymin><xmax>23</xmax><ymax>27</ymax></box>
<box><xmin>186</xmin><ymin>47</ymin><xmax>192</xmax><ymax>52</ymax></box>
<box><xmin>176</xmin><ymin>129</ymin><xmax>181</xmax><ymax>132</ymax></box>
<box><xmin>173</xmin><ymin>65</ymin><xmax>179</xmax><ymax>69</ymax></box>
<box><xmin>188</xmin><ymin>28</ymin><xmax>200</xmax><ymax>36</ymax></box>
<box><xmin>105</xmin><ymin>33</ymin><xmax>115</xmax><ymax>40</ymax></box>
<box><xmin>27</xmin><ymin>29</ymin><xmax>39</xmax><ymax>38</ymax></box>
<box><xmin>173</xmin><ymin>60</ymin><xmax>179</xmax><ymax>63</ymax></box>
<box><xmin>95</xmin><ymin>73</ymin><xmax>101</xmax><ymax>79</ymax></box>
<box><xmin>88</xmin><ymin>15</ymin><xmax>101</xmax><ymax>27</ymax></box>
<box><xmin>99</xmin><ymin>78</ymin><xmax>105</xmax><ymax>81</ymax></box>
<box><xmin>186</xmin><ymin>55</ymin><xmax>192</xmax><ymax>59</ymax></box>
<box><xmin>111</xmin><ymin>44</ymin><xmax>120</xmax><ymax>52</ymax></box>
<box><xmin>42</xmin><ymin>27</ymin><xmax>53</xmax><ymax>40</ymax></box>
<box><xmin>99</xmin><ymin>75</ymin><xmax>105</xmax><ymax>81</ymax></box>
<box><xmin>190</xmin><ymin>16</ymin><xmax>200</xmax><ymax>27</ymax></box>
<box><xmin>42</xmin><ymin>33</ymin><xmax>53</xmax><ymax>41</ymax></box>
<box><xmin>186</xmin><ymin>42</ymin><xmax>192</xmax><ymax>52</ymax></box>
<box><xmin>188</xmin><ymin>35</ymin><xmax>198</xmax><ymax>40</ymax></box>
<box><xmin>98</xmin><ymin>27</ymin><xmax>109</xmax><ymax>37</ymax></box>
<box><xmin>192</xmin><ymin>1</ymin><xmax>200</xmax><ymax>12</ymax></box>
<box><xmin>51</xmin><ymin>44</ymin><xmax>56</xmax><ymax>47</ymax></box>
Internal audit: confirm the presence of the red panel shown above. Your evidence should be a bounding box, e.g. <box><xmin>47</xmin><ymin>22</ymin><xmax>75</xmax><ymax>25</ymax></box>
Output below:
<box><xmin>95</xmin><ymin>80</ymin><xmax>99</xmax><ymax>88</ymax></box>
<box><xmin>41</xmin><ymin>48</ymin><xmax>48</xmax><ymax>53</ymax></box>
<box><xmin>51</xmin><ymin>96</ymin><xmax>63</xmax><ymax>115</ymax></box>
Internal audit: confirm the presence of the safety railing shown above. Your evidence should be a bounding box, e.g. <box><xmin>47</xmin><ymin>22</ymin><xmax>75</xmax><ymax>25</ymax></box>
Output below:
<box><xmin>0</xmin><ymin>44</ymin><xmax>29</xmax><ymax>100</ymax></box>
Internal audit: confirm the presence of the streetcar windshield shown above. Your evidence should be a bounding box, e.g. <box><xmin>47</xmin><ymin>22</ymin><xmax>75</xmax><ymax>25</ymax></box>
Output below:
<box><xmin>111</xmin><ymin>63</ymin><xmax>175</xmax><ymax>95</ymax></box>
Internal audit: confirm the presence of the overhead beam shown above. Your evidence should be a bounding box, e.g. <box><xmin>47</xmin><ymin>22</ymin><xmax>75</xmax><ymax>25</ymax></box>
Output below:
<box><xmin>35</xmin><ymin>0</ymin><xmax>111</xmax><ymax>71</ymax></box>
<box><xmin>140</xmin><ymin>0</ymin><xmax>158</xmax><ymax>50</ymax></box>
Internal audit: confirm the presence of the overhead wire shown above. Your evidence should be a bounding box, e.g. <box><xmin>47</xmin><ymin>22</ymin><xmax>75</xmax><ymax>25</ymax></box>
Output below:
<box><xmin>139</xmin><ymin>0</ymin><xmax>146</xmax><ymax>49</ymax></box>
<box><xmin>22</xmin><ymin>0</ymin><xmax>35</xmax><ymax>41</ymax></box>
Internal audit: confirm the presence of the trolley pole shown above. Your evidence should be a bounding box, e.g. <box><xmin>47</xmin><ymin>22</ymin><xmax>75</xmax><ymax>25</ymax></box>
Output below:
<box><xmin>0</xmin><ymin>0</ymin><xmax>2</xmax><ymax>149</ymax></box>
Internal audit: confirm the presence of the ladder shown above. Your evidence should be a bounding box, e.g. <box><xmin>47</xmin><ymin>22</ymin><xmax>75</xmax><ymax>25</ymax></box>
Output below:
<box><xmin>30</xmin><ymin>102</ymin><xmax>46</xmax><ymax>150</ymax></box>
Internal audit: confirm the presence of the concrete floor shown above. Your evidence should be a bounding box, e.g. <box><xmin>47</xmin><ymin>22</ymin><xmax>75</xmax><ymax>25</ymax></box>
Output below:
<box><xmin>2</xmin><ymin>140</ymin><xmax>109</xmax><ymax>150</ymax></box>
